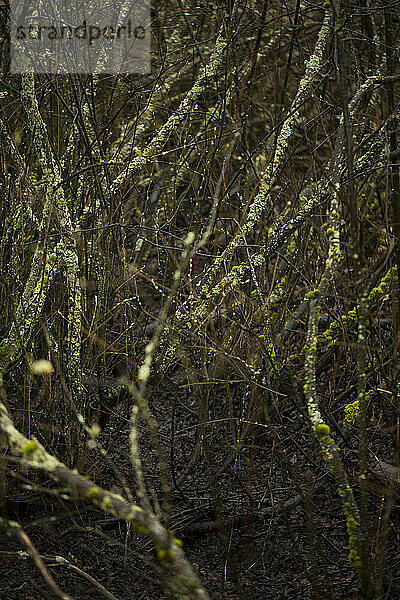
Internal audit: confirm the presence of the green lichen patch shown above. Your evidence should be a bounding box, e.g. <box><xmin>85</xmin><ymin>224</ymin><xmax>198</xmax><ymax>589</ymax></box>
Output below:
<box><xmin>101</xmin><ymin>496</ymin><xmax>113</xmax><ymax>510</ymax></box>
<box><xmin>344</xmin><ymin>400</ymin><xmax>359</xmax><ymax>428</ymax></box>
<box><xmin>86</xmin><ymin>487</ymin><xmax>99</xmax><ymax>500</ymax></box>
<box><xmin>23</xmin><ymin>440</ymin><xmax>37</xmax><ymax>457</ymax></box>
<box><xmin>315</xmin><ymin>423</ymin><xmax>330</xmax><ymax>436</ymax></box>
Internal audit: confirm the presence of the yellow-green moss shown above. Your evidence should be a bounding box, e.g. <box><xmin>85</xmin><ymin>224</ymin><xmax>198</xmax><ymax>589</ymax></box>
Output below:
<box><xmin>157</xmin><ymin>548</ymin><xmax>175</xmax><ymax>564</ymax></box>
<box><xmin>174</xmin><ymin>537</ymin><xmax>183</xmax><ymax>547</ymax></box>
<box><xmin>344</xmin><ymin>400</ymin><xmax>359</xmax><ymax>428</ymax></box>
<box><xmin>306</xmin><ymin>290</ymin><xmax>317</xmax><ymax>299</ymax></box>
<box><xmin>315</xmin><ymin>423</ymin><xmax>330</xmax><ymax>436</ymax></box>
<box><xmin>86</xmin><ymin>487</ymin><xmax>99</xmax><ymax>500</ymax></box>
<box><xmin>101</xmin><ymin>496</ymin><xmax>113</xmax><ymax>510</ymax></box>
<box><xmin>23</xmin><ymin>440</ymin><xmax>37</xmax><ymax>456</ymax></box>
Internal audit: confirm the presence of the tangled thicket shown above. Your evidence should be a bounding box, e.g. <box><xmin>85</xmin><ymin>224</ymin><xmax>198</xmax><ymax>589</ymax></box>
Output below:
<box><xmin>1</xmin><ymin>1</ymin><xmax>400</xmax><ymax>599</ymax></box>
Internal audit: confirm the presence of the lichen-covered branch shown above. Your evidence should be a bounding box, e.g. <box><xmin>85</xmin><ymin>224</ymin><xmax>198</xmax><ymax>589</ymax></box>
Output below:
<box><xmin>18</xmin><ymin>75</ymin><xmax>83</xmax><ymax>407</ymax></box>
<box><xmin>0</xmin><ymin>393</ymin><xmax>209</xmax><ymax>600</ymax></box>
<box><xmin>107</xmin><ymin>10</ymin><xmax>237</xmax><ymax>198</ymax></box>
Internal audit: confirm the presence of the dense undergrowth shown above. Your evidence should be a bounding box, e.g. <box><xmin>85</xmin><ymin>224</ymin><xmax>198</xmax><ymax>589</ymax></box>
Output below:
<box><xmin>1</xmin><ymin>1</ymin><xmax>400</xmax><ymax>598</ymax></box>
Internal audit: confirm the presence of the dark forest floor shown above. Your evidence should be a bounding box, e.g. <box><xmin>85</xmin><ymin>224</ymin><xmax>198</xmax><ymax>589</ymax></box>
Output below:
<box><xmin>2</xmin><ymin>360</ymin><xmax>400</xmax><ymax>600</ymax></box>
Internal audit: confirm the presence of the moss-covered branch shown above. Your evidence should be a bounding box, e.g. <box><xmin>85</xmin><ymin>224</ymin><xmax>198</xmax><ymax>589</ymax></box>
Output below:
<box><xmin>0</xmin><ymin>393</ymin><xmax>208</xmax><ymax>600</ymax></box>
